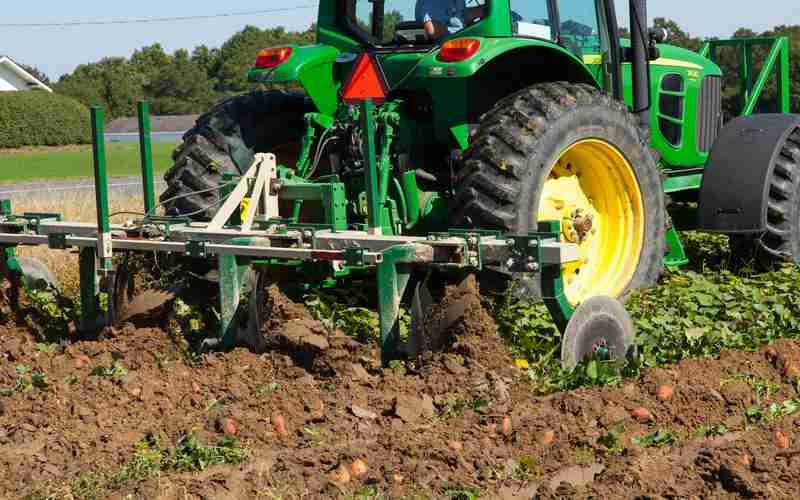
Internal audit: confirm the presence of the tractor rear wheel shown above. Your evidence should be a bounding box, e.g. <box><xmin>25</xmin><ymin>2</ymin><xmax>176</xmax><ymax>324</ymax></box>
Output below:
<box><xmin>454</xmin><ymin>82</ymin><xmax>666</xmax><ymax>304</ymax></box>
<box><xmin>161</xmin><ymin>91</ymin><xmax>313</xmax><ymax>218</ymax></box>
<box><xmin>729</xmin><ymin>127</ymin><xmax>800</xmax><ymax>268</ymax></box>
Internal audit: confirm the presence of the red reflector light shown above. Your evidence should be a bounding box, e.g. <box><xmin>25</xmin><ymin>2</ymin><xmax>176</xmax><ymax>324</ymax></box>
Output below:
<box><xmin>342</xmin><ymin>53</ymin><xmax>389</xmax><ymax>105</ymax></box>
<box><xmin>437</xmin><ymin>39</ymin><xmax>481</xmax><ymax>62</ymax></box>
<box><xmin>255</xmin><ymin>47</ymin><xmax>293</xmax><ymax>69</ymax></box>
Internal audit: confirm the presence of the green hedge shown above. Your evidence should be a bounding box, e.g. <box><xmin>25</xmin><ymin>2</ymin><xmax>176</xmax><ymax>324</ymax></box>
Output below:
<box><xmin>0</xmin><ymin>91</ymin><xmax>91</xmax><ymax>148</ymax></box>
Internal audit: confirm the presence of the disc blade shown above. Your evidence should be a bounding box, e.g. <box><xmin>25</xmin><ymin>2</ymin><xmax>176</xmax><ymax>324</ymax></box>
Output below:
<box><xmin>561</xmin><ymin>295</ymin><xmax>636</xmax><ymax>370</ymax></box>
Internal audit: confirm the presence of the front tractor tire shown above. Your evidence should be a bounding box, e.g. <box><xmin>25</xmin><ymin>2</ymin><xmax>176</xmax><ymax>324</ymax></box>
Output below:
<box><xmin>161</xmin><ymin>91</ymin><xmax>313</xmax><ymax>219</ymax></box>
<box><xmin>455</xmin><ymin>82</ymin><xmax>666</xmax><ymax>304</ymax></box>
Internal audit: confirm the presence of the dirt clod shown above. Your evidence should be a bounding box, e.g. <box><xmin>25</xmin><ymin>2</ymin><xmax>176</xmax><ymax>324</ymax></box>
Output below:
<box><xmin>350</xmin><ymin>405</ymin><xmax>378</xmax><ymax>420</ymax></box>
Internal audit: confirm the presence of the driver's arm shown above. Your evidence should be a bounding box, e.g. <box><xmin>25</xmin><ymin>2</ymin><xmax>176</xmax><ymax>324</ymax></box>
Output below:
<box><xmin>416</xmin><ymin>0</ymin><xmax>444</xmax><ymax>38</ymax></box>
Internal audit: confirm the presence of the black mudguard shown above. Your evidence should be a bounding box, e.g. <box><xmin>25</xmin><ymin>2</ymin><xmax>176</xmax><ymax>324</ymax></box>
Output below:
<box><xmin>698</xmin><ymin>113</ymin><xmax>800</xmax><ymax>233</ymax></box>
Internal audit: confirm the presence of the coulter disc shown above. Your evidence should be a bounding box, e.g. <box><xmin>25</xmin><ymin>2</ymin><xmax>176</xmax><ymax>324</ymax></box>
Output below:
<box><xmin>561</xmin><ymin>295</ymin><xmax>636</xmax><ymax>370</ymax></box>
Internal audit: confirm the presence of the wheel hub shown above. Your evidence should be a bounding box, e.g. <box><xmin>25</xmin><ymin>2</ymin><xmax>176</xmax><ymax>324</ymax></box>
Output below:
<box><xmin>538</xmin><ymin>139</ymin><xmax>645</xmax><ymax>305</ymax></box>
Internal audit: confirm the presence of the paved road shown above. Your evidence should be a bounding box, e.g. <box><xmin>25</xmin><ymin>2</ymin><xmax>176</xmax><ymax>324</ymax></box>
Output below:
<box><xmin>0</xmin><ymin>177</ymin><xmax>166</xmax><ymax>202</ymax></box>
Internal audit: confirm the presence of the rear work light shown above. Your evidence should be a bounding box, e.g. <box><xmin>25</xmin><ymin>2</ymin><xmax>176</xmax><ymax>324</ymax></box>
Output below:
<box><xmin>437</xmin><ymin>39</ymin><xmax>481</xmax><ymax>62</ymax></box>
<box><xmin>255</xmin><ymin>47</ymin><xmax>293</xmax><ymax>69</ymax></box>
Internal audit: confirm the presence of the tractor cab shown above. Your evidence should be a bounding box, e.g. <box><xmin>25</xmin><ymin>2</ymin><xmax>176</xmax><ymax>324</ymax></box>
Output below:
<box><xmin>321</xmin><ymin>0</ymin><xmax>621</xmax><ymax>90</ymax></box>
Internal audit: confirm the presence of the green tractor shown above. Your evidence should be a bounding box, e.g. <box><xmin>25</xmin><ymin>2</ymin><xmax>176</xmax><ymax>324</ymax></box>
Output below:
<box><xmin>160</xmin><ymin>0</ymin><xmax>797</xmax><ymax>330</ymax></box>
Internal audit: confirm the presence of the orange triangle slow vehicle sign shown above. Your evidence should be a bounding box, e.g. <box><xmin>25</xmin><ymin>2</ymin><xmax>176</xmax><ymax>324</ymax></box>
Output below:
<box><xmin>342</xmin><ymin>53</ymin><xmax>389</xmax><ymax>105</ymax></box>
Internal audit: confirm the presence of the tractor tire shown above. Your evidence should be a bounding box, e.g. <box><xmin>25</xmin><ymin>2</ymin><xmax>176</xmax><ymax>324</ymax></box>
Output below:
<box><xmin>729</xmin><ymin>127</ymin><xmax>800</xmax><ymax>268</ymax></box>
<box><xmin>454</xmin><ymin>81</ymin><xmax>666</xmax><ymax>304</ymax></box>
<box><xmin>161</xmin><ymin>90</ymin><xmax>313</xmax><ymax>219</ymax></box>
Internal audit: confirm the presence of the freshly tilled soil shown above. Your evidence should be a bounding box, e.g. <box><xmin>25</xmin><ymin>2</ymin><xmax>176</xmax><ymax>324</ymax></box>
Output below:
<box><xmin>0</xmin><ymin>282</ymin><xmax>799</xmax><ymax>499</ymax></box>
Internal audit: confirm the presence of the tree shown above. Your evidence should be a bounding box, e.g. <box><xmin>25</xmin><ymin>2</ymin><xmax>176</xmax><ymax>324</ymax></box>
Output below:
<box><xmin>55</xmin><ymin>57</ymin><xmax>144</xmax><ymax>118</ymax></box>
<box><xmin>131</xmin><ymin>44</ymin><xmax>172</xmax><ymax>86</ymax></box>
<box><xmin>19</xmin><ymin>63</ymin><xmax>51</xmax><ymax>86</ymax></box>
<box><xmin>147</xmin><ymin>49</ymin><xmax>215</xmax><ymax>115</ymax></box>
<box><xmin>191</xmin><ymin>45</ymin><xmax>221</xmax><ymax>82</ymax></box>
<box><xmin>214</xmin><ymin>25</ymin><xmax>315</xmax><ymax>94</ymax></box>
<box><xmin>653</xmin><ymin>18</ymin><xmax>702</xmax><ymax>52</ymax></box>
<box><xmin>383</xmin><ymin>10</ymin><xmax>403</xmax><ymax>41</ymax></box>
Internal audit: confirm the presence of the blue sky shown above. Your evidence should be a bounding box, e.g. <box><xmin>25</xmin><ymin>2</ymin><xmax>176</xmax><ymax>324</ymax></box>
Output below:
<box><xmin>2</xmin><ymin>1</ymin><xmax>798</xmax><ymax>80</ymax></box>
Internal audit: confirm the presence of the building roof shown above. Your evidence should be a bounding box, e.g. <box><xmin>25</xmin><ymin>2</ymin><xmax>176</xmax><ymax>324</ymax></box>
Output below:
<box><xmin>0</xmin><ymin>56</ymin><xmax>53</xmax><ymax>92</ymax></box>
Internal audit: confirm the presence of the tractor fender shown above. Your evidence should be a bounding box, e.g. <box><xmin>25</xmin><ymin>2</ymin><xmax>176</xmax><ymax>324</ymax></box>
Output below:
<box><xmin>416</xmin><ymin>38</ymin><xmax>598</xmax><ymax>88</ymax></box>
<box><xmin>697</xmin><ymin>113</ymin><xmax>800</xmax><ymax>233</ymax></box>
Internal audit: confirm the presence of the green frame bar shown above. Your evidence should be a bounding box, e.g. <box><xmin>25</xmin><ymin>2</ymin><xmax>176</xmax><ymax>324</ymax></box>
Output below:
<box><xmin>360</xmin><ymin>100</ymin><xmax>382</xmax><ymax>233</ymax></box>
<box><xmin>279</xmin><ymin>182</ymin><xmax>348</xmax><ymax>231</ymax></box>
<box><xmin>137</xmin><ymin>101</ymin><xmax>156</xmax><ymax>215</ymax></box>
<box><xmin>90</xmin><ymin>107</ymin><xmax>111</xmax><ymax>235</ymax></box>
<box><xmin>701</xmin><ymin>37</ymin><xmax>791</xmax><ymax>116</ymax></box>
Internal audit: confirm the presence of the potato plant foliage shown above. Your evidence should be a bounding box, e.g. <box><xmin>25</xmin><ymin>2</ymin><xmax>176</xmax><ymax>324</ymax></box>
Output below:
<box><xmin>496</xmin><ymin>232</ymin><xmax>800</xmax><ymax>392</ymax></box>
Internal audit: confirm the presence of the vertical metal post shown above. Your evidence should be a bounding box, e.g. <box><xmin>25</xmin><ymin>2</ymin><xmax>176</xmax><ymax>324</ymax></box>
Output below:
<box><xmin>137</xmin><ymin>101</ymin><xmax>156</xmax><ymax>215</ymax></box>
<box><xmin>0</xmin><ymin>200</ymin><xmax>22</xmax><ymax>307</ymax></box>
<box><xmin>361</xmin><ymin>100</ymin><xmax>382</xmax><ymax>235</ymax></box>
<box><xmin>778</xmin><ymin>38</ymin><xmax>790</xmax><ymax>114</ymax></box>
<box><xmin>79</xmin><ymin>247</ymin><xmax>99</xmax><ymax>331</ymax></box>
<box><xmin>90</xmin><ymin>107</ymin><xmax>113</xmax><ymax>272</ymax></box>
<box><xmin>629</xmin><ymin>0</ymin><xmax>650</xmax><ymax>130</ymax></box>
<box><xmin>739</xmin><ymin>42</ymin><xmax>752</xmax><ymax>113</ymax></box>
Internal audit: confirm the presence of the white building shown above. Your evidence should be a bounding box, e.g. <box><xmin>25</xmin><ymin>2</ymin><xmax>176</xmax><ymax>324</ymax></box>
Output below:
<box><xmin>0</xmin><ymin>56</ymin><xmax>52</xmax><ymax>92</ymax></box>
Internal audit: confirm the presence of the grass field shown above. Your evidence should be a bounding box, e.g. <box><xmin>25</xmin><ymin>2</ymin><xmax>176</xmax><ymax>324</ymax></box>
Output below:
<box><xmin>0</xmin><ymin>142</ymin><xmax>177</xmax><ymax>183</ymax></box>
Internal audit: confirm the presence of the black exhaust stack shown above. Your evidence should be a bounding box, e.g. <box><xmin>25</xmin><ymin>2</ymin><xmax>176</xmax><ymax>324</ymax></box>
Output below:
<box><xmin>629</xmin><ymin>0</ymin><xmax>650</xmax><ymax>129</ymax></box>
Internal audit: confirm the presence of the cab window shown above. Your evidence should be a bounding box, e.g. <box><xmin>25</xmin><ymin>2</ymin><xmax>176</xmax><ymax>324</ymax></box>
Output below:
<box><xmin>344</xmin><ymin>0</ymin><xmax>488</xmax><ymax>45</ymax></box>
<box><xmin>510</xmin><ymin>1</ymin><xmax>556</xmax><ymax>40</ymax></box>
<box><xmin>557</xmin><ymin>0</ymin><xmax>603</xmax><ymax>56</ymax></box>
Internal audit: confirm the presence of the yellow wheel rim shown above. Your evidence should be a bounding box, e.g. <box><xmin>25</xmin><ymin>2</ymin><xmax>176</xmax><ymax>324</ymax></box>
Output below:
<box><xmin>538</xmin><ymin>139</ymin><xmax>645</xmax><ymax>306</ymax></box>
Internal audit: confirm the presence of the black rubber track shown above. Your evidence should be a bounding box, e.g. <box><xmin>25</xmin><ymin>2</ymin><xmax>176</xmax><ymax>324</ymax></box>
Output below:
<box><xmin>161</xmin><ymin>90</ymin><xmax>313</xmax><ymax>219</ymax></box>
<box><xmin>453</xmin><ymin>81</ymin><xmax>666</xmax><ymax>299</ymax></box>
<box><xmin>731</xmin><ymin>127</ymin><xmax>800</xmax><ymax>267</ymax></box>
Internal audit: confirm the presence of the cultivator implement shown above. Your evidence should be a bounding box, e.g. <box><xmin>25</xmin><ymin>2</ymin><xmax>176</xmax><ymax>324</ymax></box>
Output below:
<box><xmin>0</xmin><ymin>102</ymin><xmax>633</xmax><ymax>366</ymax></box>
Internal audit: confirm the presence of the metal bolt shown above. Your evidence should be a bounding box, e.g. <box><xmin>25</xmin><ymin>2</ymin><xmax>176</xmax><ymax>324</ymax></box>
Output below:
<box><xmin>529</xmin><ymin>239</ymin><xmax>539</xmax><ymax>248</ymax></box>
<box><xmin>467</xmin><ymin>236</ymin><xmax>478</xmax><ymax>246</ymax></box>
<box><xmin>506</xmin><ymin>238</ymin><xmax>515</xmax><ymax>247</ymax></box>
<box><xmin>526</xmin><ymin>262</ymin><xmax>539</xmax><ymax>272</ymax></box>
<box><xmin>506</xmin><ymin>258</ymin><xmax>515</xmax><ymax>268</ymax></box>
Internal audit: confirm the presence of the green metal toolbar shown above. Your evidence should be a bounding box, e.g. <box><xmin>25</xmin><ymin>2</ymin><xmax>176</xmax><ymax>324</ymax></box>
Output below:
<box><xmin>0</xmin><ymin>101</ymin><xmax>580</xmax><ymax>366</ymax></box>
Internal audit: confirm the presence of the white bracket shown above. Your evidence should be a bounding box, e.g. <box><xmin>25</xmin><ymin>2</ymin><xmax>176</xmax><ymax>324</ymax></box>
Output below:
<box><xmin>207</xmin><ymin>153</ymin><xmax>278</xmax><ymax>231</ymax></box>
